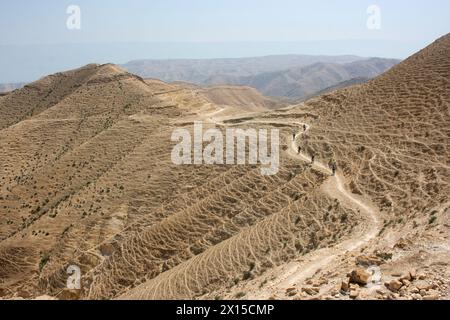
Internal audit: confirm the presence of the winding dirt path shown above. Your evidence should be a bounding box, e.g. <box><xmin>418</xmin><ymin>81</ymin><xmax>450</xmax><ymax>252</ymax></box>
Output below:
<box><xmin>206</xmin><ymin>115</ymin><xmax>381</xmax><ymax>299</ymax></box>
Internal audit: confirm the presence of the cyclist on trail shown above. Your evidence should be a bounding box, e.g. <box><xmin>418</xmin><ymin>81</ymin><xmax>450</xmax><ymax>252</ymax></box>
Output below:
<box><xmin>311</xmin><ymin>153</ymin><xmax>316</xmax><ymax>164</ymax></box>
<box><xmin>303</xmin><ymin>124</ymin><xmax>307</xmax><ymax>132</ymax></box>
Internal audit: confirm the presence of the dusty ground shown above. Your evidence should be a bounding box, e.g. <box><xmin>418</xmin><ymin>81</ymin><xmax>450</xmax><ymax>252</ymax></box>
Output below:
<box><xmin>0</xmin><ymin>35</ymin><xmax>449</xmax><ymax>300</ymax></box>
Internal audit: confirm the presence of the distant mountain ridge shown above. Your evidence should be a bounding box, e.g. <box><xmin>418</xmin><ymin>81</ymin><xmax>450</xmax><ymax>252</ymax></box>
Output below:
<box><xmin>122</xmin><ymin>54</ymin><xmax>366</xmax><ymax>82</ymax></box>
<box><xmin>236</xmin><ymin>58</ymin><xmax>399</xmax><ymax>99</ymax></box>
<box><xmin>122</xmin><ymin>55</ymin><xmax>400</xmax><ymax>99</ymax></box>
<box><xmin>0</xmin><ymin>82</ymin><xmax>26</xmax><ymax>93</ymax></box>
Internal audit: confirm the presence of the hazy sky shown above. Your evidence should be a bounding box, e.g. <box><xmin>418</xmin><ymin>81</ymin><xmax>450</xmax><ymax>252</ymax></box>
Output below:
<box><xmin>1</xmin><ymin>0</ymin><xmax>449</xmax><ymax>82</ymax></box>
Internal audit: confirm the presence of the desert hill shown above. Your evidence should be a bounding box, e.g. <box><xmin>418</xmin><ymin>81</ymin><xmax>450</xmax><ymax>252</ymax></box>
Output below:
<box><xmin>0</xmin><ymin>35</ymin><xmax>448</xmax><ymax>301</ymax></box>
<box><xmin>199</xmin><ymin>85</ymin><xmax>282</xmax><ymax>111</ymax></box>
<box><xmin>2</xmin><ymin>62</ymin><xmax>343</xmax><ymax>300</ymax></box>
<box><xmin>142</xmin><ymin>78</ymin><xmax>282</xmax><ymax>111</ymax></box>
<box><xmin>211</xmin><ymin>33</ymin><xmax>449</xmax><ymax>300</ymax></box>
<box><xmin>120</xmin><ymin>34</ymin><xmax>449</xmax><ymax>300</ymax></box>
<box><xmin>299</xmin><ymin>35</ymin><xmax>449</xmax><ymax>219</ymax></box>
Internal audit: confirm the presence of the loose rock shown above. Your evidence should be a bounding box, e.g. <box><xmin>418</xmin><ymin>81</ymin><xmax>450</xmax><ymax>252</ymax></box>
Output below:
<box><xmin>385</xmin><ymin>279</ymin><xmax>403</xmax><ymax>292</ymax></box>
<box><xmin>302</xmin><ymin>287</ymin><xmax>319</xmax><ymax>295</ymax></box>
<box><xmin>340</xmin><ymin>277</ymin><xmax>350</xmax><ymax>292</ymax></box>
<box><xmin>349</xmin><ymin>268</ymin><xmax>371</xmax><ymax>286</ymax></box>
<box><xmin>349</xmin><ymin>289</ymin><xmax>359</xmax><ymax>299</ymax></box>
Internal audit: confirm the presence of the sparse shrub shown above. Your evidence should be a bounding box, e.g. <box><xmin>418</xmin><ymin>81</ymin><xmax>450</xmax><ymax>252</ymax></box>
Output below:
<box><xmin>376</xmin><ymin>251</ymin><xmax>392</xmax><ymax>261</ymax></box>
<box><xmin>242</xmin><ymin>270</ymin><xmax>253</xmax><ymax>281</ymax></box>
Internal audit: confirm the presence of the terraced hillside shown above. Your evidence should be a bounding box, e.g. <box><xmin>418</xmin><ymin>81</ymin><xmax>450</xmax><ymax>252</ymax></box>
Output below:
<box><xmin>121</xmin><ymin>35</ymin><xmax>450</xmax><ymax>300</ymax></box>
<box><xmin>299</xmin><ymin>34</ymin><xmax>449</xmax><ymax>231</ymax></box>
<box><xmin>208</xmin><ymin>34</ymin><xmax>449</xmax><ymax>300</ymax></box>
<box><xmin>0</xmin><ymin>62</ymin><xmax>357</xmax><ymax>299</ymax></box>
<box><xmin>1</xmin><ymin>34</ymin><xmax>448</xmax><ymax>301</ymax></box>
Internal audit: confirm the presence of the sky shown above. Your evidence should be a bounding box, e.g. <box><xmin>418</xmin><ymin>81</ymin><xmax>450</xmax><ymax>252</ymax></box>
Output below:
<box><xmin>1</xmin><ymin>0</ymin><xmax>449</xmax><ymax>82</ymax></box>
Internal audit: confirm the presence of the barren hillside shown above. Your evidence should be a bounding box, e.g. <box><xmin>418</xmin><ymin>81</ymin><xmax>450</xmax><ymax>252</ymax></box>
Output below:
<box><xmin>0</xmin><ymin>35</ymin><xmax>448</xmax><ymax>301</ymax></box>
<box><xmin>121</xmin><ymin>35</ymin><xmax>450</xmax><ymax>300</ymax></box>
<box><xmin>200</xmin><ymin>34</ymin><xmax>450</xmax><ymax>301</ymax></box>
<box><xmin>0</xmin><ymin>62</ymin><xmax>354</xmax><ymax>300</ymax></box>
<box><xmin>200</xmin><ymin>85</ymin><xmax>282</xmax><ymax>111</ymax></box>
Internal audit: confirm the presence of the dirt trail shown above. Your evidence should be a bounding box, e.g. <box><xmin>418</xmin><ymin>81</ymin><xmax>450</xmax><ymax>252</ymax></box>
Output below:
<box><xmin>207</xmin><ymin>115</ymin><xmax>381</xmax><ymax>299</ymax></box>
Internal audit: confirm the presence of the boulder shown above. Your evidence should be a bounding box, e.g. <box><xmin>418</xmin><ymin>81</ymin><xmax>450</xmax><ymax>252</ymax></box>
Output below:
<box><xmin>409</xmin><ymin>286</ymin><xmax>419</xmax><ymax>294</ymax></box>
<box><xmin>349</xmin><ymin>289</ymin><xmax>359</xmax><ymax>299</ymax></box>
<box><xmin>286</xmin><ymin>287</ymin><xmax>297</xmax><ymax>297</ymax></box>
<box><xmin>302</xmin><ymin>287</ymin><xmax>319</xmax><ymax>295</ymax></box>
<box><xmin>385</xmin><ymin>279</ymin><xmax>403</xmax><ymax>292</ymax></box>
<box><xmin>287</xmin><ymin>290</ymin><xmax>297</xmax><ymax>297</ymax></box>
<box><xmin>349</xmin><ymin>268</ymin><xmax>371</xmax><ymax>285</ymax></box>
<box><xmin>330</xmin><ymin>289</ymin><xmax>339</xmax><ymax>296</ymax></box>
<box><xmin>340</xmin><ymin>277</ymin><xmax>350</xmax><ymax>292</ymax></box>
<box><xmin>349</xmin><ymin>283</ymin><xmax>359</xmax><ymax>291</ymax></box>
<box><xmin>356</xmin><ymin>255</ymin><xmax>383</xmax><ymax>266</ymax></box>
<box><xmin>401</xmin><ymin>279</ymin><xmax>411</xmax><ymax>286</ymax></box>
<box><xmin>400</xmin><ymin>273</ymin><xmax>412</xmax><ymax>281</ymax></box>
